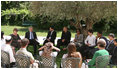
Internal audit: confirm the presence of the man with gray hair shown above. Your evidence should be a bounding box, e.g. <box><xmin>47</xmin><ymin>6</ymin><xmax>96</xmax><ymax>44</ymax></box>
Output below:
<box><xmin>106</xmin><ymin>33</ymin><xmax>115</xmax><ymax>55</ymax></box>
<box><xmin>25</xmin><ymin>26</ymin><xmax>40</xmax><ymax>56</ymax></box>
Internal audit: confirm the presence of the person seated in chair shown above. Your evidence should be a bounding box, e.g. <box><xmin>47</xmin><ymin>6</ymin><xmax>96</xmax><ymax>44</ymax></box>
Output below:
<box><xmin>1</xmin><ymin>36</ymin><xmax>16</xmax><ymax>67</ymax></box>
<box><xmin>10</xmin><ymin>28</ymin><xmax>21</xmax><ymax>55</ymax></box>
<box><xmin>110</xmin><ymin>39</ymin><xmax>117</xmax><ymax>65</ymax></box>
<box><xmin>73</xmin><ymin>29</ymin><xmax>83</xmax><ymax>48</ymax></box>
<box><xmin>43</xmin><ymin>26</ymin><xmax>56</xmax><ymax>45</ymax></box>
<box><xmin>62</xmin><ymin>43</ymin><xmax>82</xmax><ymax>68</ymax></box>
<box><xmin>1</xmin><ymin>31</ymin><xmax>5</xmax><ymax>47</ymax></box>
<box><xmin>96</xmin><ymin>31</ymin><xmax>108</xmax><ymax>47</ymax></box>
<box><xmin>25</xmin><ymin>26</ymin><xmax>40</xmax><ymax>56</ymax></box>
<box><xmin>88</xmin><ymin>39</ymin><xmax>109</xmax><ymax>68</ymax></box>
<box><xmin>88</xmin><ymin>31</ymin><xmax>109</xmax><ymax>59</ymax></box>
<box><xmin>39</xmin><ymin>42</ymin><xmax>60</xmax><ymax>58</ymax></box>
<box><xmin>57</xmin><ymin>27</ymin><xmax>71</xmax><ymax>48</ymax></box>
<box><xmin>39</xmin><ymin>42</ymin><xmax>60</xmax><ymax>67</ymax></box>
<box><xmin>16</xmin><ymin>38</ymin><xmax>39</xmax><ymax>68</ymax></box>
<box><xmin>79</xmin><ymin>29</ymin><xmax>96</xmax><ymax>59</ymax></box>
<box><xmin>106</xmin><ymin>33</ymin><xmax>115</xmax><ymax>55</ymax></box>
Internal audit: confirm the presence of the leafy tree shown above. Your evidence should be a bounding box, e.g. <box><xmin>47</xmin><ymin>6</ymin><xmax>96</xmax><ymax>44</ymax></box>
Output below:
<box><xmin>30</xmin><ymin>1</ymin><xmax>117</xmax><ymax>38</ymax></box>
<box><xmin>1</xmin><ymin>1</ymin><xmax>31</xmax><ymax>25</ymax></box>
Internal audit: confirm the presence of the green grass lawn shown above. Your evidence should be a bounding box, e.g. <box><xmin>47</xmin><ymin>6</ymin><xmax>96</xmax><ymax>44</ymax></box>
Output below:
<box><xmin>1</xmin><ymin>25</ymin><xmax>76</xmax><ymax>37</ymax></box>
<box><xmin>2</xmin><ymin>25</ymin><xmax>116</xmax><ymax>38</ymax></box>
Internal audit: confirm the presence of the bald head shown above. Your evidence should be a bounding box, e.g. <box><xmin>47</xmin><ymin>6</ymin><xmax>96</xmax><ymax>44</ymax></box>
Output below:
<box><xmin>97</xmin><ymin>39</ymin><xmax>106</xmax><ymax>48</ymax></box>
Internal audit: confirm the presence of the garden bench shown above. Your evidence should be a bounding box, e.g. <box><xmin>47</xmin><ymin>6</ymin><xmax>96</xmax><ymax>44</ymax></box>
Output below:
<box><xmin>22</xmin><ymin>21</ymin><xmax>36</xmax><ymax>26</ymax></box>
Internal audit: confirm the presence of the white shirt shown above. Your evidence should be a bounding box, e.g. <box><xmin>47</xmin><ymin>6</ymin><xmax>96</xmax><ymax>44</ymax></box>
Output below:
<box><xmin>1</xmin><ymin>44</ymin><xmax>16</xmax><ymax>63</ymax></box>
<box><xmin>85</xmin><ymin>35</ymin><xmax>96</xmax><ymax>46</ymax></box>
<box><xmin>62</xmin><ymin>54</ymin><xmax>68</xmax><ymax>59</ymax></box>
<box><xmin>39</xmin><ymin>51</ymin><xmax>58</xmax><ymax>57</ymax></box>
<box><xmin>1</xmin><ymin>39</ymin><xmax>6</xmax><ymax>48</ymax></box>
<box><xmin>16</xmin><ymin>48</ymin><xmax>34</xmax><ymax>61</ymax></box>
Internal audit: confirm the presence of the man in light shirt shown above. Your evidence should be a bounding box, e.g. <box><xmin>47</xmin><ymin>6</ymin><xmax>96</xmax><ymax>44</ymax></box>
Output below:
<box><xmin>80</xmin><ymin>29</ymin><xmax>96</xmax><ymax>59</ymax></box>
<box><xmin>85</xmin><ymin>29</ymin><xmax>96</xmax><ymax>47</ymax></box>
<box><xmin>1</xmin><ymin>36</ymin><xmax>16</xmax><ymax>67</ymax></box>
<box><xmin>16</xmin><ymin>38</ymin><xmax>39</xmax><ymax>68</ymax></box>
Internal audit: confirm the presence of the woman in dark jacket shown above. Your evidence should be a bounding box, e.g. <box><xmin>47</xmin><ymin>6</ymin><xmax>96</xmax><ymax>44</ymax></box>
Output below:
<box><xmin>10</xmin><ymin>28</ymin><xmax>21</xmax><ymax>54</ymax></box>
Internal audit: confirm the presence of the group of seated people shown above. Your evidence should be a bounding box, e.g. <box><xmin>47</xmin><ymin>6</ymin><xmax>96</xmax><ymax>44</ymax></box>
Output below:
<box><xmin>1</xmin><ymin>26</ymin><xmax>117</xmax><ymax>68</ymax></box>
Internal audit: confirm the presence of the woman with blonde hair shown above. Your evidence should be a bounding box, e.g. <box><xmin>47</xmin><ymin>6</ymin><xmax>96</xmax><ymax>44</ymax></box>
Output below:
<box><xmin>39</xmin><ymin>42</ymin><xmax>60</xmax><ymax>57</ymax></box>
<box><xmin>38</xmin><ymin>42</ymin><xmax>60</xmax><ymax>68</ymax></box>
<box><xmin>62</xmin><ymin>43</ymin><xmax>82</xmax><ymax>68</ymax></box>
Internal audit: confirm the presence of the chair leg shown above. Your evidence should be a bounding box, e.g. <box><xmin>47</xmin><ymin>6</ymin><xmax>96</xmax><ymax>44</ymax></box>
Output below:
<box><xmin>84</xmin><ymin>60</ymin><xmax>87</xmax><ymax>68</ymax></box>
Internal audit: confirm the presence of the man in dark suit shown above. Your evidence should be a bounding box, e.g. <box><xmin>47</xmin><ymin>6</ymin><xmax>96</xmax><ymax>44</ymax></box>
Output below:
<box><xmin>43</xmin><ymin>26</ymin><xmax>56</xmax><ymax>45</ymax></box>
<box><xmin>110</xmin><ymin>39</ymin><xmax>117</xmax><ymax>65</ymax></box>
<box><xmin>57</xmin><ymin>27</ymin><xmax>71</xmax><ymax>48</ymax></box>
<box><xmin>25</xmin><ymin>27</ymin><xmax>40</xmax><ymax>56</ymax></box>
<box><xmin>106</xmin><ymin>33</ymin><xmax>115</xmax><ymax>55</ymax></box>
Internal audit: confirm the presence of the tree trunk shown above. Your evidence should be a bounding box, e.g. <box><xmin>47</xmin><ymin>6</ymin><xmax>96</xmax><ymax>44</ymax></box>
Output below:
<box><xmin>70</xmin><ymin>17</ymin><xmax>94</xmax><ymax>40</ymax></box>
<box><xmin>82</xmin><ymin>18</ymin><xmax>94</xmax><ymax>40</ymax></box>
<box><xmin>72</xmin><ymin>17</ymin><xmax>94</xmax><ymax>40</ymax></box>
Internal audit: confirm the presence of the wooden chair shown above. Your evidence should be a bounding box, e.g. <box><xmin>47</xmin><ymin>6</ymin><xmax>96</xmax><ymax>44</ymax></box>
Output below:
<box><xmin>61</xmin><ymin>57</ymin><xmax>80</xmax><ymax>68</ymax></box>
<box><xmin>95</xmin><ymin>55</ymin><xmax>111</xmax><ymax>68</ymax></box>
<box><xmin>15</xmin><ymin>55</ymin><xmax>30</xmax><ymax>68</ymax></box>
<box><xmin>38</xmin><ymin>56</ymin><xmax>56</xmax><ymax>68</ymax></box>
<box><xmin>1</xmin><ymin>50</ymin><xmax>10</xmax><ymax>68</ymax></box>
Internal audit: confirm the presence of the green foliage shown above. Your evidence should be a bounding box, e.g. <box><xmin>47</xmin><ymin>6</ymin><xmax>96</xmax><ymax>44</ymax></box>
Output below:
<box><xmin>1</xmin><ymin>9</ymin><xmax>30</xmax><ymax>16</ymax></box>
<box><xmin>34</xmin><ymin>15</ymin><xmax>76</xmax><ymax>30</ymax></box>
<box><xmin>1</xmin><ymin>1</ymin><xmax>117</xmax><ymax>34</ymax></box>
<box><xmin>93</xmin><ymin>16</ymin><xmax>117</xmax><ymax>33</ymax></box>
<box><xmin>31</xmin><ymin>1</ymin><xmax>117</xmax><ymax>27</ymax></box>
<box><xmin>1</xmin><ymin>1</ymin><xmax>31</xmax><ymax>26</ymax></box>
<box><xmin>30</xmin><ymin>1</ymin><xmax>117</xmax><ymax>36</ymax></box>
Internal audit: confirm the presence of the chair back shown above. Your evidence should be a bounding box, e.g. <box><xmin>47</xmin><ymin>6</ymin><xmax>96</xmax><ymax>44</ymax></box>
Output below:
<box><xmin>96</xmin><ymin>55</ymin><xmax>111</xmax><ymax>68</ymax></box>
<box><xmin>61</xmin><ymin>57</ymin><xmax>80</xmax><ymax>68</ymax></box>
<box><xmin>39</xmin><ymin>56</ymin><xmax>56</xmax><ymax>68</ymax></box>
<box><xmin>1</xmin><ymin>50</ymin><xmax>10</xmax><ymax>68</ymax></box>
<box><xmin>15</xmin><ymin>55</ymin><xmax>30</xmax><ymax>68</ymax></box>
